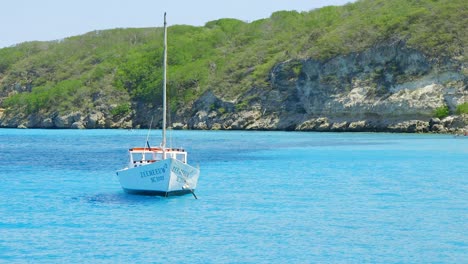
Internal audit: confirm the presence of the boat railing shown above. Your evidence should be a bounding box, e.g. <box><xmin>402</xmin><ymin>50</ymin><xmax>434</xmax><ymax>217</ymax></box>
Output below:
<box><xmin>129</xmin><ymin>147</ymin><xmax>186</xmax><ymax>153</ymax></box>
<box><xmin>128</xmin><ymin>147</ymin><xmax>188</xmax><ymax>165</ymax></box>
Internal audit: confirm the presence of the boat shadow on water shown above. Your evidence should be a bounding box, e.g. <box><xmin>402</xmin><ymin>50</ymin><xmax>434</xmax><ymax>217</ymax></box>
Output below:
<box><xmin>73</xmin><ymin>192</ymin><xmax>177</xmax><ymax>205</ymax></box>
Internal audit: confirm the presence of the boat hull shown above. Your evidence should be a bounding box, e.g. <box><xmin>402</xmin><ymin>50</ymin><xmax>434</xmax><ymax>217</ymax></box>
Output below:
<box><xmin>116</xmin><ymin>158</ymin><xmax>199</xmax><ymax>197</ymax></box>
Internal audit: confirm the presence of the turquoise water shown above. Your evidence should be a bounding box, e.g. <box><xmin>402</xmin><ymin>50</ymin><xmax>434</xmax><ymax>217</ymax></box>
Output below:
<box><xmin>0</xmin><ymin>129</ymin><xmax>466</xmax><ymax>263</ymax></box>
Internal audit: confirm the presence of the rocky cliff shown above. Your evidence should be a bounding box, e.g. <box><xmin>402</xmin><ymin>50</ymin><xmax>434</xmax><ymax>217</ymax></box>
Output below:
<box><xmin>185</xmin><ymin>42</ymin><xmax>467</xmax><ymax>133</ymax></box>
<box><xmin>1</xmin><ymin>42</ymin><xmax>467</xmax><ymax>133</ymax></box>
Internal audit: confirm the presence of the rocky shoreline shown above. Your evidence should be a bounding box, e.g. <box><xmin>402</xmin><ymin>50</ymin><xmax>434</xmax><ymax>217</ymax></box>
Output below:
<box><xmin>1</xmin><ymin>107</ymin><xmax>467</xmax><ymax>134</ymax></box>
<box><xmin>182</xmin><ymin>109</ymin><xmax>468</xmax><ymax>134</ymax></box>
<box><xmin>1</xmin><ymin>42</ymin><xmax>466</xmax><ymax>133</ymax></box>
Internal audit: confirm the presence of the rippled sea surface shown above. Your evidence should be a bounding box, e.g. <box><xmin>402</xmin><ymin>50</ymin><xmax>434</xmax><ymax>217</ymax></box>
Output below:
<box><xmin>0</xmin><ymin>129</ymin><xmax>466</xmax><ymax>263</ymax></box>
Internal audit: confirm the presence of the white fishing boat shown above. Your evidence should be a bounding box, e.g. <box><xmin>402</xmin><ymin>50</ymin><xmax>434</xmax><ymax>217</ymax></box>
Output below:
<box><xmin>116</xmin><ymin>13</ymin><xmax>200</xmax><ymax>198</ymax></box>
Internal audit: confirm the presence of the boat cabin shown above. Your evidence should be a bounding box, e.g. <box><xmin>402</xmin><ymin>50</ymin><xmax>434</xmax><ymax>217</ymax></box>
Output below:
<box><xmin>128</xmin><ymin>147</ymin><xmax>187</xmax><ymax>168</ymax></box>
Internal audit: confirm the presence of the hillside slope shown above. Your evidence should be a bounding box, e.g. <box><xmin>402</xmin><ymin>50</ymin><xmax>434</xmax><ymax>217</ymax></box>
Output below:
<box><xmin>0</xmin><ymin>0</ymin><xmax>466</xmax><ymax>132</ymax></box>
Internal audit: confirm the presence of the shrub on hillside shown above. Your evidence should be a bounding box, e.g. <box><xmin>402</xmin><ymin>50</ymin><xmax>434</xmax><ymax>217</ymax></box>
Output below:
<box><xmin>433</xmin><ymin>105</ymin><xmax>450</xmax><ymax>119</ymax></box>
<box><xmin>456</xmin><ymin>102</ymin><xmax>468</xmax><ymax>115</ymax></box>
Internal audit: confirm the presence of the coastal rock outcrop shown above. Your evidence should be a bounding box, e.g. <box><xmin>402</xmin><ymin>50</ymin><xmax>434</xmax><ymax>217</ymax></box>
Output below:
<box><xmin>0</xmin><ymin>42</ymin><xmax>466</xmax><ymax>133</ymax></box>
<box><xmin>211</xmin><ymin>42</ymin><xmax>467</xmax><ymax>133</ymax></box>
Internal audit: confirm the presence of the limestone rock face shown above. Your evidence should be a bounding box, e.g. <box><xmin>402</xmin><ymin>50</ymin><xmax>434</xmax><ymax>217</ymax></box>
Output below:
<box><xmin>173</xmin><ymin>42</ymin><xmax>463</xmax><ymax>133</ymax></box>
<box><xmin>86</xmin><ymin>112</ymin><xmax>105</xmax><ymax>129</ymax></box>
<box><xmin>292</xmin><ymin>43</ymin><xmax>465</xmax><ymax>121</ymax></box>
<box><xmin>226</xmin><ymin>42</ymin><xmax>467</xmax><ymax>133</ymax></box>
<box><xmin>53</xmin><ymin>112</ymin><xmax>82</xmax><ymax>128</ymax></box>
<box><xmin>71</xmin><ymin>121</ymin><xmax>85</xmax><ymax>129</ymax></box>
<box><xmin>0</xmin><ymin>42</ymin><xmax>466</xmax><ymax>133</ymax></box>
<box><xmin>41</xmin><ymin>118</ymin><xmax>54</xmax><ymax>128</ymax></box>
<box><xmin>388</xmin><ymin>120</ymin><xmax>429</xmax><ymax>133</ymax></box>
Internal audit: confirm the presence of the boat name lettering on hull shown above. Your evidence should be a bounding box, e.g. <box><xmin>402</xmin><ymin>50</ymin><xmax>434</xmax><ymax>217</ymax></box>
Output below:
<box><xmin>150</xmin><ymin>176</ymin><xmax>164</xmax><ymax>183</ymax></box>
<box><xmin>172</xmin><ymin>166</ymin><xmax>192</xmax><ymax>177</ymax></box>
<box><xmin>140</xmin><ymin>165</ymin><xmax>168</xmax><ymax>178</ymax></box>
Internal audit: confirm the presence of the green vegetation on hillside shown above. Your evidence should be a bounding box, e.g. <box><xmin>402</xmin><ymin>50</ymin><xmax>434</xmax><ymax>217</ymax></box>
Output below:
<box><xmin>0</xmin><ymin>0</ymin><xmax>466</xmax><ymax>119</ymax></box>
<box><xmin>433</xmin><ymin>105</ymin><xmax>450</xmax><ymax>119</ymax></box>
<box><xmin>456</xmin><ymin>103</ymin><xmax>468</xmax><ymax>115</ymax></box>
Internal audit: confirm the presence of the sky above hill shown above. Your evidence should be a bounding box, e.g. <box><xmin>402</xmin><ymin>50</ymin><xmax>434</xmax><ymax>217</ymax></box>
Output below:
<box><xmin>0</xmin><ymin>0</ymin><xmax>353</xmax><ymax>48</ymax></box>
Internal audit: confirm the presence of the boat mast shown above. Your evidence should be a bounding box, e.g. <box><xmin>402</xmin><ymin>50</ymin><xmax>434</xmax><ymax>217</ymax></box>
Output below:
<box><xmin>162</xmin><ymin>12</ymin><xmax>168</xmax><ymax>155</ymax></box>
